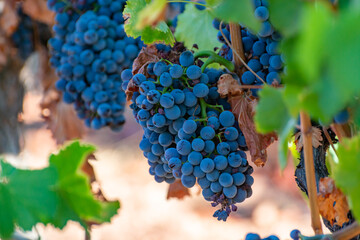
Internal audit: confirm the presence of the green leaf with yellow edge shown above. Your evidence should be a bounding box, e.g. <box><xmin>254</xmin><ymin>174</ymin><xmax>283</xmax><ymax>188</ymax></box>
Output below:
<box><xmin>136</xmin><ymin>0</ymin><xmax>167</xmax><ymax>30</ymax></box>
<box><xmin>175</xmin><ymin>4</ymin><xmax>221</xmax><ymax>51</ymax></box>
<box><xmin>255</xmin><ymin>86</ymin><xmax>296</xmax><ymax>169</ymax></box>
<box><xmin>124</xmin><ymin>0</ymin><xmax>175</xmax><ymax>45</ymax></box>
<box><xmin>207</xmin><ymin>0</ymin><xmax>260</xmax><ymax>32</ymax></box>
<box><xmin>334</xmin><ymin>136</ymin><xmax>360</xmax><ymax>220</ymax></box>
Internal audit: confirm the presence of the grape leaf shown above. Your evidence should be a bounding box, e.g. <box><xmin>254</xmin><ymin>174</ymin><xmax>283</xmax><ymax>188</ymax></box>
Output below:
<box><xmin>167</xmin><ymin>179</ymin><xmax>190</xmax><ymax>200</ymax></box>
<box><xmin>174</xmin><ymin>4</ymin><xmax>221</xmax><ymax>51</ymax></box>
<box><xmin>49</xmin><ymin>142</ymin><xmax>119</xmax><ymax>227</ymax></box>
<box><xmin>0</xmin><ymin>142</ymin><xmax>120</xmax><ymax>238</ymax></box>
<box><xmin>136</xmin><ymin>0</ymin><xmax>167</xmax><ymax>30</ymax></box>
<box><xmin>0</xmin><ymin>0</ymin><xmax>19</xmax><ymax>36</ymax></box>
<box><xmin>207</xmin><ymin>0</ymin><xmax>260</xmax><ymax>32</ymax></box>
<box><xmin>334</xmin><ymin>136</ymin><xmax>360</xmax><ymax>220</ymax></box>
<box><xmin>22</xmin><ymin>0</ymin><xmax>55</xmax><ymax>25</ymax></box>
<box><xmin>280</xmin><ymin>3</ymin><xmax>360</xmax><ymax>123</ymax></box>
<box><xmin>217</xmin><ymin>74</ymin><xmax>277</xmax><ymax>167</ymax></box>
<box><xmin>267</xmin><ymin>0</ymin><xmax>304</xmax><ymax>37</ymax></box>
<box><xmin>124</xmin><ymin>0</ymin><xmax>175</xmax><ymax>45</ymax></box>
<box><xmin>0</xmin><ymin>161</ymin><xmax>57</xmax><ymax>238</ymax></box>
<box><xmin>317</xmin><ymin>177</ymin><xmax>350</xmax><ymax>226</ymax></box>
<box><xmin>255</xmin><ymin>86</ymin><xmax>296</xmax><ymax>169</ymax></box>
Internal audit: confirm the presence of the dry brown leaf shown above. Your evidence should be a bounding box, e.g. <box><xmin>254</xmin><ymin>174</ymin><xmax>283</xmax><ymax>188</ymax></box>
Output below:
<box><xmin>22</xmin><ymin>0</ymin><xmax>55</xmax><ymax>25</ymax></box>
<box><xmin>294</xmin><ymin>127</ymin><xmax>323</xmax><ymax>152</ymax></box>
<box><xmin>132</xmin><ymin>45</ymin><xmax>159</xmax><ymax>76</ymax></box>
<box><xmin>126</xmin><ymin>45</ymin><xmax>160</xmax><ymax>101</ymax></box>
<box><xmin>0</xmin><ymin>35</ymin><xmax>8</xmax><ymax>67</ymax></box>
<box><xmin>167</xmin><ymin>179</ymin><xmax>190</xmax><ymax>200</ymax></box>
<box><xmin>217</xmin><ymin>74</ymin><xmax>277</xmax><ymax>167</ymax></box>
<box><xmin>317</xmin><ymin>177</ymin><xmax>350</xmax><ymax>226</ymax></box>
<box><xmin>0</xmin><ymin>0</ymin><xmax>19</xmax><ymax>36</ymax></box>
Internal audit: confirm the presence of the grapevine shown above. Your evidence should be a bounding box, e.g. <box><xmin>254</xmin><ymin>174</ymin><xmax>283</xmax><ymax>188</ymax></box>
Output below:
<box><xmin>0</xmin><ymin>0</ymin><xmax>359</xmax><ymax>239</ymax></box>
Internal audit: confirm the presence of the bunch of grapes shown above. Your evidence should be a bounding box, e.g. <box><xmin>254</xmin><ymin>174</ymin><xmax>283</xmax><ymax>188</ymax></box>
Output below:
<box><xmin>124</xmin><ymin>50</ymin><xmax>253</xmax><ymax>221</ymax></box>
<box><xmin>245</xmin><ymin>233</ymin><xmax>280</xmax><ymax>240</ymax></box>
<box><xmin>213</xmin><ymin>0</ymin><xmax>284</xmax><ymax>96</ymax></box>
<box><xmin>47</xmin><ymin>0</ymin><xmax>144</xmax><ymax>131</ymax></box>
<box><xmin>11</xmin><ymin>8</ymin><xmax>35</xmax><ymax>60</ymax></box>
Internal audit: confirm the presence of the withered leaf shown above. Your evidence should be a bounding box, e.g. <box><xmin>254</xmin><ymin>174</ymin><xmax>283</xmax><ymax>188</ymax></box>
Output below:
<box><xmin>294</xmin><ymin>127</ymin><xmax>323</xmax><ymax>152</ymax></box>
<box><xmin>126</xmin><ymin>45</ymin><xmax>160</xmax><ymax>101</ymax></box>
<box><xmin>0</xmin><ymin>0</ymin><xmax>19</xmax><ymax>36</ymax></box>
<box><xmin>132</xmin><ymin>45</ymin><xmax>159</xmax><ymax>76</ymax></box>
<box><xmin>317</xmin><ymin>177</ymin><xmax>350</xmax><ymax>226</ymax></box>
<box><xmin>23</xmin><ymin>0</ymin><xmax>55</xmax><ymax>25</ymax></box>
<box><xmin>167</xmin><ymin>179</ymin><xmax>190</xmax><ymax>200</ymax></box>
<box><xmin>217</xmin><ymin>74</ymin><xmax>277</xmax><ymax>167</ymax></box>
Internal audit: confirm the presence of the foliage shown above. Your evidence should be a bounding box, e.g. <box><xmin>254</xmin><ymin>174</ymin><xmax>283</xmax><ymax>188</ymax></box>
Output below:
<box><xmin>0</xmin><ymin>142</ymin><xmax>120</xmax><ymax>238</ymax></box>
<box><xmin>174</xmin><ymin>4</ymin><xmax>221</xmax><ymax>51</ymax></box>
<box><xmin>334</xmin><ymin>136</ymin><xmax>360</xmax><ymax>220</ymax></box>
<box><xmin>124</xmin><ymin>0</ymin><xmax>175</xmax><ymax>45</ymax></box>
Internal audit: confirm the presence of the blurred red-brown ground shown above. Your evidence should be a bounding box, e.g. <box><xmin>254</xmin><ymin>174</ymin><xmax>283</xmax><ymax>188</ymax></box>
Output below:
<box><xmin>14</xmin><ymin>92</ymin><xmax>330</xmax><ymax>240</ymax></box>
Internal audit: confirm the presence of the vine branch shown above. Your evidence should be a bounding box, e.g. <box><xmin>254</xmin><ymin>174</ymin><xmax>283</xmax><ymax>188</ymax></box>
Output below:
<box><xmin>300</xmin><ymin>112</ymin><xmax>323</xmax><ymax>235</ymax></box>
<box><xmin>229</xmin><ymin>23</ymin><xmax>245</xmax><ymax>68</ymax></box>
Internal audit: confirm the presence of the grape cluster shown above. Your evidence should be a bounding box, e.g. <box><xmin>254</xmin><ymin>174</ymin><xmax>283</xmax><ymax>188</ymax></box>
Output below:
<box><xmin>244</xmin><ymin>229</ymin><xmax>301</xmax><ymax>240</ymax></box>
<box><xmin>11</xmin><ymin>9</ymin><xmax>34</xmax><ymax>60</ymax></box>
<box><xmin>245</xmin><ymin>233</ymin><xmax>280</xmax><ymax>240</ymax></box>
<box><xmin>124</xmin><ymin>50</ymin><xmax>253</xmax><ymax>221</ymax></box>
<box><xmin>213</xmin><ymin>0</ymin><xmax>284</xmax><ymax>96</ymax></box>
<box><xmin>47</xmin><ymin>0</ymin><xmax>144</xmax><ymax>131</ymax></box>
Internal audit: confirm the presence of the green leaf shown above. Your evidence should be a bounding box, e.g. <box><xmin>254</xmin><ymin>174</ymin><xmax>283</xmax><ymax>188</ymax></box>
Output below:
<box><xmin>136</xmin><ymin>0</ymin><xmax>167</xmax><ymax>30</ymax></box>
<box><xmin>334</xmin><ymin>136</ymin><xmax>360</xmax><ymax>220</ymax></box>
<box><xmin>174</xmin><ymin>4</ymin><xmax>221</xmax><ymax>51</ymax></box>
<box><xmin>280</xmin><ymin>3</ymin><xmax>360</xmax><ymax>123</ymax></box>
<box><xmin>49</xmin><ymin>142</ymin><xmax>119</xmax><ymax>227</ymax></box>
<box><xmin>0</xmin><ymin>160</ymin><xmax>58</xmax><ymax>238</ymax></box>
<box><xmin>124</xmin><ymin>0</ymin><xmax>175</xmax><ymax>45</ymax></box>
<box><xmin>0</xmin><ymin>142</ymin><xmax>120</xmax><ymax>238</ymax></box>
<box><xmin>255</xmin><ymin>86</ymin><xmax>295</xmax><ymax>169</ymax></box>
<box><xmin>267</xmin><ymin>0</ymin><xmax>304</xmax><ymax>36</ymax></box>
<box><xmin>207</xmin><ymin>0</ymin><xmax>260</xmax><ymax>32</ymax></box>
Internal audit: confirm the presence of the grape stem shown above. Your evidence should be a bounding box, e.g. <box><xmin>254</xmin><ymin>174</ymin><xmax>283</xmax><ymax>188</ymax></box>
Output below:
<box><xmin>298</xmin><ymin>221</ymin><xmax>360</xmax><ymax>240</ymax></box>
<box><xmin>194</xmin><ymin>51</ymin><xmax>235</xmax><ymax>72</ymax></box>
<box><xmin>206</xmin><ymin>103</ymin><xmax>224</xmax><ymax>113</ymax></box>
<box><xmin>300</xmin><ymin>112</ymin><xmax>323</xmax><ymax>235</ymax></box>
<box><xmin>199</xmin><ymin>98</ymin><xmax>208</xmax><ymax>120</ymax></box>
<box><xmin>167</xmin><ymin>0</ymin><xmax>207</xmax><ymax>8</ymax></box>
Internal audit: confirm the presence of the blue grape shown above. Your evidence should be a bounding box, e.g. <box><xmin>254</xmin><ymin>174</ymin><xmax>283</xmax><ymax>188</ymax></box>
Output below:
<box><xmin>193</xmin><ymin>83</ymin><xmax>209</xmax><ymax>98</ymax></box>
<box><xmin>200</xmin><ymin>126</ymin><xmax>215</xmax><ymax>140</ymax></box>
<box><xmin>181</xmin><ymin>174</ymin><xmax>196</xmax><ymax>188</ymax></box>
<box><xmin>192</xmin><ymin>138</ymin><xmax>205</xmax><ymax>151</ymax></box>
<box><xmin>334</xmin><ymin>109</ymin><xmax>349</xmax><ymax>124</ymax></box>
<box><xmin>188</xmin><ymin>151</ymin><xmax>203</xmax><ymax>165</ymax></box>
<box><xmin>181</xmin><ymin>162</ymin><xmax>194</xmax><ymax>175</ymax></box>
<box><xmin>186</xmin><ymin>65</ymin><xmax>202</xmax><ymax>79</ymax></box>
<box><xmin>179</xmin><ymin>51</ymin><xmax>194</xmax><ymax>67</ymax></box>
<box><xmin>200</xmin><ymin>158</ymin><xmax>215</xmax><ymax>173</ymax></box>
<box><xmin>219</xmin><ymin>173</ymin><xmax>233</xmax><ymax>187</ymax></box>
